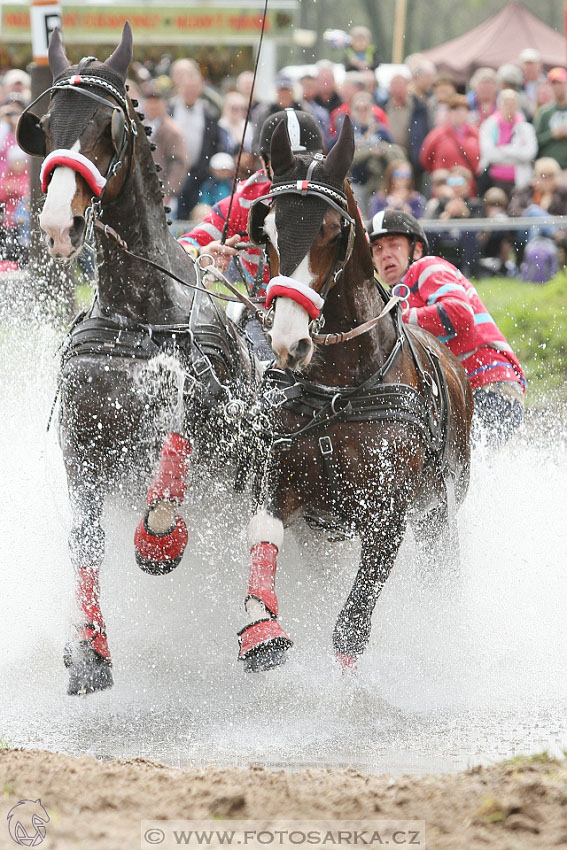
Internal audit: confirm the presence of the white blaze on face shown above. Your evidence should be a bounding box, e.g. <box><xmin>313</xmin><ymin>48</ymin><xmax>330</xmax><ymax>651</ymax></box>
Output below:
<box><xmin>39</xmin><ymin>140</ymin><xmax>81</xmax><ymax>258</ymax></box>
<box><xmin>265</xmin><ymin>211</ymin><xmax>315</xmax><ymax>368</ymax></box>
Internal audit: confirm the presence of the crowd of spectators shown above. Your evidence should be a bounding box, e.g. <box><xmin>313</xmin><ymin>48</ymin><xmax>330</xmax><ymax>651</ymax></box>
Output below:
<box><xmin>1</xmin><ymin>30</ymin><xmax>567</xmax><ymax>281</ymax></box>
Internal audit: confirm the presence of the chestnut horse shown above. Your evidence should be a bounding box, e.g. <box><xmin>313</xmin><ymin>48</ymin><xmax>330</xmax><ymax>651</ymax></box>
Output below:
<box><xmin>237</xmin><ymin>117</ymin><xmax>473</xmax><ymax>671</ymax></box>
<box><xmin>18</xmin><ymin>25</ymin><xmax>258</xmax><ymax>694</ymax></box>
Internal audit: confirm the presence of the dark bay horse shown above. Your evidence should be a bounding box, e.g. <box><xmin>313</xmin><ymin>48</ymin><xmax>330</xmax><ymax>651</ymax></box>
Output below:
<box><xmin>18</xmin><ymin>25</ymin><xmax>257</xmax><ymax>694</ymax></box>
<box><xmin>237</xmin><ymin>116</ymin><xmax>473</xmax><ymax>671</ymax></box>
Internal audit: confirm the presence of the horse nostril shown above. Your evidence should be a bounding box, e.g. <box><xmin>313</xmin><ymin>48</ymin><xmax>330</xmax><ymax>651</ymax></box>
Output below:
<box><xmin>290</xmin><ymin>338</ymin><xmax>312</xmax><ymax>365</ymax></box>
<box><xmin>70</xmin><ymin>216</ymin><xmax>86</xmax><ymax>248</ymax></box>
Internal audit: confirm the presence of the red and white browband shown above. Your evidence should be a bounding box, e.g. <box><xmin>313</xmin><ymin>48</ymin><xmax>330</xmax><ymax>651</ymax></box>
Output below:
<box><xmin>40</xmin><ymin>149</ymin><xmax>107</xmax><ymax>197</ymax></box>
<box><xmin>265</xmin><ymin>275</ymin><xmax>325</xmax><ymax>321</ymax></box>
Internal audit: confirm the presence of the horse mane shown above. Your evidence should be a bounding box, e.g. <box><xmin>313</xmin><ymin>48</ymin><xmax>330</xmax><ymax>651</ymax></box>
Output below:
<box><xmin>343</xmin><ymin>179</ymin><xmax>376</xmax><ymax>282</ymax></box>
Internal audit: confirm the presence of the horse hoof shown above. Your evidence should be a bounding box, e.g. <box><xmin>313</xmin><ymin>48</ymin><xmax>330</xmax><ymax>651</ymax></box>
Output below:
<box><xmin>64</xmin><ymin>641</ymin><xmax>113</xmax><ymax>696</ymax></box>
<box><xmin>134</xmin><ymin>511</ymin><xmax>187</xmax><ymax>575</ymax></box>
<box><xmin>243</xmin><ymin>642</ymin><xmax>290</xmax><ymax>672</ymax></box>
<box><xmin>238</xmin><ymin>618</ymin><xmax>292</xmax><ymax>672</ymax></box>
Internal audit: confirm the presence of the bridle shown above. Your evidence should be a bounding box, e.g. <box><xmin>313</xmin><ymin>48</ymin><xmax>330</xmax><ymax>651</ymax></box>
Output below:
<box><xmin>249</xmin><ymin>155</ymin><xmax>356</xmax><ymax>332</ymax></box>
<box><xmin>19</xmin><ymin>60</ymin><xmax>137</xmax><ymax>203</ymax></box>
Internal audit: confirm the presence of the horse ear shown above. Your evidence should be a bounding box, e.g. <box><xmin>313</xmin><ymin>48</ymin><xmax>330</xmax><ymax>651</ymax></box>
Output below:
<box><xmin>270</xmin><ymin>119</ymin><xmax>295</xmax><ymax>175</ymax></box>
<box><xmin>104</xmin><ymin>22</ymin><xmax>133</xmax><ymax>81</ymax></box>
<box><xmin>325</xmin><ymin>114</ymin><xmax>355</xmax><ymax>183</ymax></box>
<box><xmin>48</xmin><ymin>28</ymin><xmax>71</xmax><ymax>80</ymax></box>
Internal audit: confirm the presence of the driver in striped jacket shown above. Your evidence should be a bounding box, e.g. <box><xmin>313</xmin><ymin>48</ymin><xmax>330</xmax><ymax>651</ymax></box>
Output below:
<box><xmin>368</xmin><ymin>209</ymin><xmax>526</xmax><ymax>444</ymax></box>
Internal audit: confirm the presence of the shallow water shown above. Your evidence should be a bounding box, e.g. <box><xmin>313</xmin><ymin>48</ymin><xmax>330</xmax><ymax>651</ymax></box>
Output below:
<box><xmin>1</xmin><ymin>304</ymin><xmax>566</xmax><ymax>775</ymax></box>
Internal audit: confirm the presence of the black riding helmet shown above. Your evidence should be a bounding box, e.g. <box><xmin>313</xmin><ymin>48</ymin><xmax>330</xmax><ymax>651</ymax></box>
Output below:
<box><xmin>367</xmin><ymin>209</ymin><xmax>429</xmax><ymax>254</ymax></box>
<box><xmin>259</xmin><ymin>108</ymin><xmax>324</xmax><ymax>163</ymax></box>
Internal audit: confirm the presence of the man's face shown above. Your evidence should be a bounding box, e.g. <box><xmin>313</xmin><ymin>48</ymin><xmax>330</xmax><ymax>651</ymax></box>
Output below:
<box><xmin>371</xmin><ymin>234</ymin><xmax>421</xmax><ymax>286</ymax></box>
<box><xmin>276</xmin><ymin>86</ymin><xmax>294</xmax><ymax>108</ymax></box>
<box><xmin>551</xmin><ymin>79</ymin><xmax>567</xmax><ymax>103</ymax></box>
<box><xmin>389</xmin><ymin>75</ymin><xmax>408</xmax><ymax>102</ymax></box>
<box><xmin>142</xmin><ymin>96</ymin><xmax>165</xmax><ymax>121</ymax></box>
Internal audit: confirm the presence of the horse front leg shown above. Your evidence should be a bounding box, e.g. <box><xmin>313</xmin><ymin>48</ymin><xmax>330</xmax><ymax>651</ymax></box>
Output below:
<box><xmin>412</xmin><ymin>475</ymin><xmax>461</xmax><ymax>588</ymax></box>
<box><xmin>237</xmin><ymin>507</ymin><xmax>293</xmax><ymax>672</ymax></box>
<box><xmin>64</xmin><ymin>480</ymin><xmax>113</xmax><ymax>696</ymax></box>
<box><xmin>333</xmin><ymin>508</ymin><xmax>407</xmax><ymax>669</ymax></box>
<box><xmin>134</xmin><ymin>432</ymin><xmax>192</xmax><ymax>575</ymax></box>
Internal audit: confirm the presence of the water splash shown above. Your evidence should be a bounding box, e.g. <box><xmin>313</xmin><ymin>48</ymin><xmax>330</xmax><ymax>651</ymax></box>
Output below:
<box><xmin>1</xmin><ymin>307</ymin><xmax>566</xmax><ymax>774</ymax></box>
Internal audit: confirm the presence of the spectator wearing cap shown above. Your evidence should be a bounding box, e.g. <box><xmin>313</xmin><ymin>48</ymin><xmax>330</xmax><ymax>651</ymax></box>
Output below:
<box><xmin>2</xmin><ymin>68</ymin><xmax>30</xmax><ymax>103</ymax></box>
<box><xmin>170</xmin><ymin>58</ymin><xmax>223</xmax><ymax>219</ymax></box>
<box><xmin>251</xmin><ymin>73</ymin><xmax>303</xmax><ymax>147</ymax></box>
<box><xmin>343</xmin><ymin>25</ymin><xmax>380</xmax><ymax>72</ymax></box>
<box><xmin>478</xmin><ymin>88</ymin><xmax>537</xmax><ymax>197</ymax></box>
<box><xmin>467</xmin><ymin>67</ymin><xmax>499</xmax><ymax>127</ymax></box>
<box><xmin>534</xmin><ymin>67</ymin><xmax>567</xmax><ymax>169</ymax></box>
<box><xmin>198</xmin><ymin>152</ymin><xmax>235</xmax><ymax>207</ymax></box>
<box><xmin>520</xmin><ymin>48</ymin><xmax>546</xmax><ymax>121</ymax></box>
<box><xmin>419</xmin><ymin>95</ymin><xmax>480</xmax><ymax>192</ymax></box>
<box><xmin>141</xmin><ymin>83</ymin><xmax>189</xmax><ymax>216</ymax></box>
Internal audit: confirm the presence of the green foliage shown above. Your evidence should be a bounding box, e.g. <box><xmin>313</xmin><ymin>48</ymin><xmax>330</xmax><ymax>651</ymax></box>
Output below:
<box><xmin>475</xmin><ymin>273</ymin><xmax>567</xmax><ymax>403</ymax></box>
<box><xmin>499</xmin><ymin>750</ymin><xmax>559</xmax><ymax>767</ymax></box>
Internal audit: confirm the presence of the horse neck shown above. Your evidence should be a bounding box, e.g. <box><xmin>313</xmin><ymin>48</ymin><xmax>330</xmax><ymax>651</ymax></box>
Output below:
<box><xmin>94</xmin><ymin>133</ymin><xmax>194</xmax><ymax>324</ymax></box>
<box><xmin>306</xmin><ymin>192</ymin><xmax>397</xmax><ymax>386</ymax></box>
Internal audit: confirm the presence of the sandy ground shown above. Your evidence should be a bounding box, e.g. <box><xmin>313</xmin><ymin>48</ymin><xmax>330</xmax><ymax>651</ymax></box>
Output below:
<box><xmin>0</xmin><ymin>750</ymin><xmax>566</xmax><ymax>850</ymax></box>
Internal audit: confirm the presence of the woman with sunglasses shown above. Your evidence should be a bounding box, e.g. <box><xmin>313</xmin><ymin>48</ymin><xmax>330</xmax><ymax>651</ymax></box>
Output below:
<box><xmin>368</xmin><ymin>158</ymin><xmax>425</xmax><ymax>219</ymax></box>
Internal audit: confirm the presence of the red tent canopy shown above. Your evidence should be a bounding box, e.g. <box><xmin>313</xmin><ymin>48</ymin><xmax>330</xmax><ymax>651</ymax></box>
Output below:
<box><xmin>421</xmin><ymin>2</ymin><xmax>566</xmax><ymax>84</ymax></box>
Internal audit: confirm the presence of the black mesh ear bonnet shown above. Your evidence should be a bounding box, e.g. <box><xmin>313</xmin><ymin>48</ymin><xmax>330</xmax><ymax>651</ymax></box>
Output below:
<box><xmin>266</xmin><ymin>116</ymin><xmax>353</xmax><ymax>278</ymax></box>
<box><xmin>272</xmin><ymin>156</ymin><xmax>346</xmax><ymax>277</ymax></box>
<box><xmin>49</xmin><ymin>62</ymin><xmax>127</xmax><ymax>151</ymax></box>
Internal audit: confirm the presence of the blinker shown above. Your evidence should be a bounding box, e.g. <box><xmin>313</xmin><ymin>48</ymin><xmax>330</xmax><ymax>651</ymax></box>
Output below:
<box><xmin>16</xmin><ymin>110</ymin><xmax>46</xmax><ymax>157</ymax></box>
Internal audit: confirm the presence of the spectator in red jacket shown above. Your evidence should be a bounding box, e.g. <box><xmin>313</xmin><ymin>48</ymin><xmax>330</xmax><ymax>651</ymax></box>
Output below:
<box><xmin>419</xmin><ymin>94</ymin><xmax>480</xmax><ymax>193</ymax></box>
<box><xmin>368</xmin><ymin>209</ymin><xmax>525</xmax><ymax>445</ymax></box>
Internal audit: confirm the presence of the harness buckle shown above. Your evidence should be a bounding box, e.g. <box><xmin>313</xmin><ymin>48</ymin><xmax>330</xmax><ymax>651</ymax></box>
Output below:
<box><xmin>263</xmin><ymin>386</ymin><xmax>289</xmax><ymax>409</ymax></box>
<box><xmin>193</xmin><ymin>356</ymin><xmax>212</xmax><ymax>378</ymax></box>
<box><xmin>319</xmin><ymin>435</ymin><xmax>333</xmax><ymax>456</ymax></box>
<box><xmin>184</xmin><ymin>374</ymin><xmax>197</xmax><ymax>397</ymax></box>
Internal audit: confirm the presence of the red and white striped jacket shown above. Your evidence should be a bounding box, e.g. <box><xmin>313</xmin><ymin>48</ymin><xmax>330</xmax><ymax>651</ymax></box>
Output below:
<box><xmin>178</xmin><ymin>169</ymin><xmax>271</xmax><ymax>292</ymax></box>
<box><xmin>397</xmin><ymin>255</ymin><xmax>526</xmax><ymax>391</ymax></box>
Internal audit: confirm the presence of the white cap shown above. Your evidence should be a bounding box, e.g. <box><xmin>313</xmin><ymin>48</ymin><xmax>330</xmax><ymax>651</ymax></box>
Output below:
<box><xmin>2</xmin><ymin>68</ymin><xmax>31</xmax><ymax>88</ymax></box>
<box><xmin>520</xmin><ymin>48</ymin><xmax>541</xmax><ymax>63</ymax></box>
<box><xmin>209</xmin><ymin>152</ymin><xmax>235</xmax><ymax>172</ymax></box>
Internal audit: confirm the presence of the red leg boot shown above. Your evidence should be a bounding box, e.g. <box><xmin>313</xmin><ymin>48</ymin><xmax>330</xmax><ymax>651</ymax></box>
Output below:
<box><xmin>135</xmin><ymin>432</ymin><xmax>191</xmax><ymax>575</ymax></box>
<box><xmin>238</xmin><ymin>542</ymin><xmax>293</xmax><ymax>671</ymax></box>
<box><xmin>64</xmin><ymin>565</ymin><xmax>113</xmax><ymax>696</ymax></box>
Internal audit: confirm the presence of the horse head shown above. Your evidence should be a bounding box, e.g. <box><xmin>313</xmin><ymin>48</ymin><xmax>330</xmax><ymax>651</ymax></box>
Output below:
<box><xmin>18</xmin><ymin>24</ymin><xmax>136</xmax><ymax>259</ymax></box>
<box><xmin>249</xmin><ymin>116</ymin><xmax>355</xmax><ymax>370</ymax></box>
